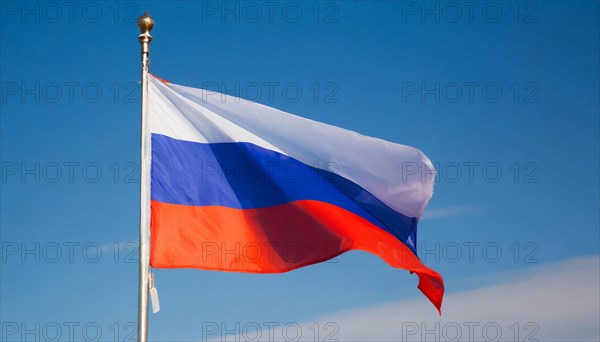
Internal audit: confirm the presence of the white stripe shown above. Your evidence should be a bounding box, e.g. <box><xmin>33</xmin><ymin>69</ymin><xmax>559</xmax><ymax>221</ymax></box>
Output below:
<box><xmin>149</xmin><ymin>76</ymin><xmax>435</xmax><ymax>219</ymax></box>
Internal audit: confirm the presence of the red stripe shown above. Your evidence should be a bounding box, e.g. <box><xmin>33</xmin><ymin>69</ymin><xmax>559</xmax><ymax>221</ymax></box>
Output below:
<box><xmin>150</xmin><ymin>199</ymin><xmax>444</xmax><ymax>312</ymax></box>
<box><xmin>151</xmin><ymin>74</ymin><xmax>170</xmax><ymax>84</ymax></box>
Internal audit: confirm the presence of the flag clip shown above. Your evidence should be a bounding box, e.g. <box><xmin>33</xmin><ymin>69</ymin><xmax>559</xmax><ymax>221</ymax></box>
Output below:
<box><xmin>149</xmin><ymin>272</ymin><xmax>160</xmax><ymax>314</ymax></box>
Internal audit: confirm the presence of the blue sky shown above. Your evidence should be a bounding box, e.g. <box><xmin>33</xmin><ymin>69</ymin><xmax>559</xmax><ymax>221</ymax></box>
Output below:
<box><xmin>1</xmin><ymin>1</ymin><xmax>598</xmax><ymax>341</ymax></box>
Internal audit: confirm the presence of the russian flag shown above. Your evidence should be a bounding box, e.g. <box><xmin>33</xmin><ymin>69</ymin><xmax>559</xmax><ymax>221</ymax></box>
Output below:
<box><xmin>147</xmin><ymin>75</ymin><xmax>444</xmax><ymax>312</ymax></box>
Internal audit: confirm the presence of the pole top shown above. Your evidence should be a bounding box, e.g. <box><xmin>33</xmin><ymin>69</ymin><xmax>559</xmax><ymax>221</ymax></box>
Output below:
<box><xmin>138</xmin><ymin>12</ymin><xmax>154</xmax><ymax>35</ymax></box>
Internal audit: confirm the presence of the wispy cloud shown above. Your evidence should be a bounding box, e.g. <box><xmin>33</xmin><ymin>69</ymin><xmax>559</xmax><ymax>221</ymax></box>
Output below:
<box><xmin>208</xmin><ymin>255</ymin><xmax>600</xmax><ymax>341</ymax></box>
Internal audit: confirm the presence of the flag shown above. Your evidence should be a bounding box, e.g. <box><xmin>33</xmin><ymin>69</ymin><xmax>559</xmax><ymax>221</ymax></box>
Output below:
<box><xmin>147</xmin><ymin>75</ymin><xmax>444</xmax><ymax>312</ymax></box>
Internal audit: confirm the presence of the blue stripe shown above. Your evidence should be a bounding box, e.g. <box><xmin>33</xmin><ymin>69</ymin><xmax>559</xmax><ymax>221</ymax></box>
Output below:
<box><xmin>151</xmin><ymin>133</ymin><xmax>419</xmax><ymax>254</ymax></box>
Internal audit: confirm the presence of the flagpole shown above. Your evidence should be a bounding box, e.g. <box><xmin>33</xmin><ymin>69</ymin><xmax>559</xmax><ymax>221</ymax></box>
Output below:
<box><xmin>137</xmin><ymin>13</ymin><xmax>154</xmax><ymax>342</ymax></box>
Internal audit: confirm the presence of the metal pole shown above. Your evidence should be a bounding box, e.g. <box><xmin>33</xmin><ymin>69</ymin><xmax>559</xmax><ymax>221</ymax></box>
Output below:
<box><xmin>137</xmin><ymin>12</ymin><xmax>154</xmax><ymax>342</ymax></box>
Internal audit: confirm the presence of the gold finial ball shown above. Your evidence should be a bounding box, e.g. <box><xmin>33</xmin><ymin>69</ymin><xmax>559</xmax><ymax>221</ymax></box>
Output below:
<box><xmin>138</xmin><ymin>13</ymin><xmax>154</xmax><ymax>33</ymax></box>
